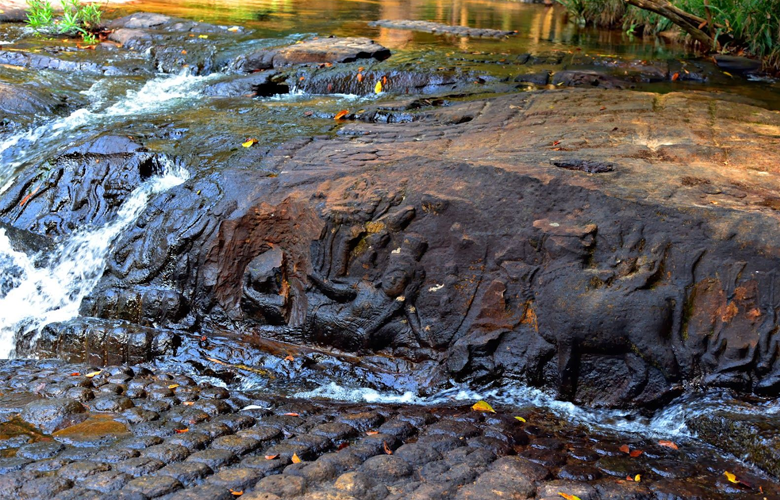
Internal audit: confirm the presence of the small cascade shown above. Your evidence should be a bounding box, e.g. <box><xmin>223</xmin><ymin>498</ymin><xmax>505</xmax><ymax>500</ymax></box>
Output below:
<box><xmin>0</xmin><ymin>159</ymin><xmax>189</xmax><ymax>358</ymax></box>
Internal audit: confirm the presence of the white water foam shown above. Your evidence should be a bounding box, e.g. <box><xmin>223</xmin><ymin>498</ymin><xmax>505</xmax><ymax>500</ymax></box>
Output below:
<box><xmin>0</xmin><ymin>71</ymin><xmax>216</xmax><ymax>188</ymax></box>
<box><xmin>0</xmin><ymin>159</ymin><xmax>189</xmax><ymax>358</ymax></box>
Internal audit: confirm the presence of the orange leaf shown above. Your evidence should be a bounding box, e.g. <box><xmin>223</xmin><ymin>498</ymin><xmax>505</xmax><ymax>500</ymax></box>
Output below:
<box><xmin>325</xmin><ymin>62</ymin><xmax>332</xmax><ymax>67</ymax></box>
<box><xmin>626</xmin><ymin>475</ymin><xmax>634</xmax><ymax>481</ymax></box>
<box><xmin>291</xmin><ymin>453</ymin><xmax>302</xmax><ymax>463</ymax></box>
<box><xmin>265</xmin><ymin>454</ymin><xmax>279</xmax><ymax>460</ymax></box>
<box><xmin>619</xmin><ymin>444</ymin><xmax>630</xmax><ymax>454</ymax></box>
<box><xmin>382</xmin><ymin>76</ymin><xmax>387</xmax><ymax>85</ymax></box>
<box><xmin>383</xmin><ymin>441</ymin><xmax>393</xmax><ymax>455</ymax></box>
<box><xmin>19</xmin><ymin>185</ymin><xmax>40</xmax><ymax>207</ymax></box>
<box><xmin>471</xmin><ymin>400</ymin><xmax>495</xmax><ymax>413</ymax></box>
<box><xmin>230</xmin><ymin>489</ymin><xmax>243</xmax><ymax>496</ymax></box>
<box><xmin>629</xmin><ymin>450</ymin><xmax>644</xmax><ymax>458</ymax></box>
<box><xmin>70</xmin><ymin>372</ymin><xmax>80</xmax><ymax>376</ymax></box>
<box><xmin>181</xmin><ymin>50</ymin><xmax>187</xmax><ymax>55</ymax></box>
<box><xmin>366</xmin><ymin>431</ymin><xmax>379</xmax><ymax>435</ymax></box>
<box><xmin>658</xmin><ymin>440</ymin><xmax>678</xmax><ymax>450</ymax></box>
<box><xmin>357</xmin><ymin>73</ymin><xmax>364</xmax><ymax>83</ymax></box>
<box><xmin>552</xmin><ymin>140</ymin><xmax>561</xmax><ymax>147</ymax></box>
<box><xmin>337</xmin><ymin>442</ymin><xmax>349</xmax><ymax>450</ymax></box>
<box><xmin>558</xmin><ymin>494</ymin><xmax>582</xmax><ymax>500</ymax></box>
<box><xmin>672</xmin><ymin>72</ymin><xmax>680</xmax><ymax>81</ymax></box>
<box><xmin>284</xmin><ymin>355</ymin><xmax>295</xmax><ymax>362</ymax></box>
<box><xmin>182</xmin><ymin>401</ymin><xmax>194</xmax><ymax>406</ymax></box>
<box><xmin>358</xmin><ymin>66</ymin><xmax>364</xmax><ymax>72</ymax></box>
<box><xmin>175</xmin><ymin>428</ymin><xmax>189</xmax><ymax>434</ymax></box>
<box><xmin>284</xmin><ymin>412</ymin><xmax>300</xmax><ymax>417</ymax></box>
<box><xmin>334</xmin><ymin>110</ymin><xmax>349</xmax><ymax>120</ymax></box>
<box><xmin>299</xmin><ymin>76</ymin><xmax>305</xmax><ymax>81</ymax></box>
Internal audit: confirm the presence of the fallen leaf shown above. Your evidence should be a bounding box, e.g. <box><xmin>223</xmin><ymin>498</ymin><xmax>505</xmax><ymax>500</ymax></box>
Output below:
<box><xmin>168</xmin><ymin>384</ymin><xmax>179</xmax><ymax>390</ymax></box>
<box><xmin>630</xmin><ymin>450</ymin><xmax>644</xmax><ymax>458</ymax></box>
<box><xmin>338</xmin><ymin>442</ymin><xmax>350</xmax><ymax>450</ymax></box>
<box><xmin>672</xmin><ymin>72</ymin><xmax>680</xmax><ymax>81</ymax></box>
<box><xmin>181</xmin><ymin>50</ymin><xmax>187</xmax><ymax>55</ymax></box>
<box><xmin>85</xmin><ymin>370</ymin><xmax>102</xmax><ymax>378</ymax></box>
<box><xmin>265</xmin><ymin>454</ymin><xmax>280</xmax><ymax>459</ymax></box>
<box><xmin>284</xmin><ymin>355</ymin><xmax>295</xmax><ymax>362</ymax></box>
<box><xmin>304</xmin><ymin>110</ymin><xmax>313</xmax><ymax>116</ymax></box>
<box><xmin>558</xmin><ymin>494</ymin><xmax>582</xmax><ymax>500</ymax></box>
<box><xmin>175</xmin><ymin>428</ymin><xmax>189</xmax><ymax>434</ymax></box>
<box><xmin>366</xmin><ymin>431</ymin><xmax>379</xmax><ymax>435</ymax></box>
<box><xmin>382</xmin><ymin>76</ymin><xmax>387</xmax><ymax>85</ymax></box>
<box><xmin>299</xmin><ymin>76</ymin><xmax>305</xmax><ymax>81</ymax></box>
<box><xmin>70</xmin><ymin>372</ymin><xmax>80</xmax><ymax>376</ymax></box>
<box><xmin>383</xmin><ymin>441</ymin><xmax>393</xmax><ymax>454</ymax></box>
<box><xmin>334</xmin><ymin>110</ymin><xmax>349</xmax><ymax>120</ymax></box>
<box><xmin>724</xmin><ymin>471</ymin><xmax>740</xmax><ymax>484</ymax></box>
<box><xmin>291</xmin><ymin>453</ymin><xmax>302</xmax><ymax>463</ymax></box>
<box><xmin>284</xmin><ymin>412</ymin><xmax>300</xmax><ymax>417</ymax></box>
<box><xmin>228</xmin><ymin>27</ymin><xmax>240</xmax><ymax>32</ymax></box>
<box><xmin>552</xmin><ymin>140</ymin><xmax>561</xmax><ymax>146</ymax></box>
<box><xmin>374</xmin><ymin>80</ymin><xmax>383</xmax><ymax>94</ymax></box>
<box><xmin>325</xmin><ymin>62</ymin><xmax>332</xmax><ymax>67</ymax></box>
<box><xmin>242</xmin><ymin>138</ymin><xmax>258</xmax><ymax>148</ymax></box>
<box><xmin>358</xmin><ymin>66</ymin><xmax>364</xmax><ymax>72</ymax></box>
<box><xmin>619</xmin><ymin>444</ymin><xmax>631</xmax><ymax>454</ymax></box>
<box><xmin>182</xmin><ymin>401</ymin><xmax>194</xmax><ymax>406</ymax></box>
<box><xmin>658</xmin><ymin>440</ymin><xmax>678</xmax><ymax>450</ymax></box>
<box><xmin>357</xmin><ymin>73</ymin><xmax>364</xmax><ymax>83</ymax></box>
<box><xmin>471</xmin><ymin>400</ymin><xmax>496</xmax><ymax>413</ymax></box>
<box><xmin>230</xmin><ymin>489</ymin><xmax>243</xmax><ymax>496</ymax></box>
<box><xmin>205</xmin><ymin>357</ymin><xmax>227</xmax><ymax>365</ymax></box>
<box><xmin>19</xmin><ymin>185</ymin><xmax>40</xmax><ymax>207</ymax></box>
<box><xmin>723</xmin><ymin>71</ymin><xmax>734</xmax><ymax>78</ymax></box>
<box><xmin>634</xmin><ymin>474</ymin><xmax>641</xmax><ymax>482</ymax></box>
<box><xmin>514</xmin><ymin>416</ymin><xmax>526</xmax><ymax>423</ymax></box>
<box><xmin>198</xmin><ymin>34</ymin><xmax>209</xmax><ymax>39</ymax></box>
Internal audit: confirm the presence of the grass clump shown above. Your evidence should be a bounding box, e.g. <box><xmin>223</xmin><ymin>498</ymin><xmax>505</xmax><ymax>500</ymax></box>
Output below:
<box><xmin>26</xmin><ymin>0</ymin><xmax>103</xmax><ymax>45</ymax></box>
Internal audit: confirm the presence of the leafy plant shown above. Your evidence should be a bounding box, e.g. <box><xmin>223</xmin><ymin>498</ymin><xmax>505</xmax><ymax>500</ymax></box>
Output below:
<box><xmin>25</xmin><ymin>0</ymin><xmax>103</xmax><ymax>45</ymax></box>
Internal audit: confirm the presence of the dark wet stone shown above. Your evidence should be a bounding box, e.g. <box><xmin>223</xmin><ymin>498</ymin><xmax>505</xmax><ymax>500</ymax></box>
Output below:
<box><xmin>558</xmin><ymin>463</ymin><xmax>603</xmax><ymax>481</ymax></box>
<box><xmin>199</xmin><ymin>387</ymin><xmax>230</xmax><ymax>400</ymax></box>
<box><xmin>286</xmin><ymin>433</ymin><xmax>332</xmax><ymax>455</ymax></box>
<box><xmin>166</xmin><ymin>431</ymin><xmax>212</xmax><ymax>451</ymax></box>
<box><xmin>52</xmin><ymin>487</ymin><xmax>103</xmax><ymax>500</ymax></box>
<box><xmin>648</xmin><ymin>459</ymin><xmax>701</xmax><ymax>478</ymax></box>
<box><xmin>117</xmin><ymin>408</ymin><xmax>159</xmax><ymax>424</ymax></box>
<box><xmin>58</xmin><ymin>460</ymin><xmax>112</xmax><ymax>481</ymax></box>
<box><xmin>261</xmin><ymin>442</ymin><xmax>315</xmax><ymax>462</ymax></box>
<box><xmin>206</xmin><ymin>467</ymin><xmax>263</xmax><ymax>490</ymax></box>
<box><xmin>193</xmin><ymin>421</ymin><xmax>232</xmax><ymax>438</ymax></box>
<box><xmin>467</xmin><ymin>435</ymin><xmax>512</xmax><ymax>455</ymax></box>
<box><xmin>138</xmin><ymin>400</ymin><xmax>173</xmax><ymax>413</ymax></box>
<box><xmin>455</xmin><ymin>468</ymin><xmax>535</xmax><ymax>499</ymax></box>
<box><xmin>115</xmin><ymin>457</ymin><xmax>166</xmax><ymax>477</ymax></box>
<box><xmin>81</xmin><ymin>470</ymin><xmax>133</xmax><ymax>493</ymax></box>
<box><xmin>313</xmin><ymin>451</ymin><xmax>364</xmax><ymax>474</ymax></box>
<box><xmin>210</xmin><ymin>434</ymin><xmax>261</xmax><ymax>455</ymax></box>
<box><xmin>569</xmin><ymin>447</ymin><xmax>601</xmax><ymax>462</ymax></box>
<box><xmin>17</xmin><ymin>441</ymin><xmax>65</xmax><ymax>460</ymax></box>
<box><xmin>338</xmin><ymin>411</ymin><xmax>384</xmax><ymax>432</ymax></box>
<box><xmin>98</xmin><ymin>383</ymin><xmax>126</xmax><ymax>395</ymax></box>
<box><xmin>163</xmin><ymin>484</ymin><xmax>235</xmax><ymax>500</ymax></box>
<box><xmin>141</xmin><ymin>443</ymin><xmax>190</xmax><ymax>463</ymax></box>
<box><xmin>538</xmin><ymin>480</ymin><xmax>599</xmax><ymax>500</ymax></box>
<box><xmin>648</xmin><ymin>478</ymin><xmax>719</xmax><ymax>500</ymax></box>
<box><xmin>20</xmin><ymin>475</ymin><xmax>74</xmax><ymax>498</ymax></box>
<box><xmin>238</xmin><ymin>425</ymin><xmax>282</xmax><ymax>442</ymax></box>
<box><xmin>132</xmin><ymin>421</ymin><xmax>187</xmax><ymax>437</ymax></box>
<box><xmin>311</xmin><ymin>421</ymin><xmax>359</xmax><ymax>441</ymax></box>
<box><xmin>58</xmin><ymin>447</ymin><xmax>98</xmax><ymax>460</ymax></box>
<box><xmin>552</xmin><ymin>70</ymin><xmax>632</xmax><ymax>89</ymax></box>
<box><xmin>117</xmin><ymin>435</ymin><xmax>164</xmax><ymax>450</ymax></box>
<box><xmin>161</xmin><ymin>407</ymin><xmax>209</xmax><ymax>426</ymax></box>
<box><xmin>426</xmin><ymin>419</ymin><xmax>480</xmax><ymax>439</ymax></box>
<box><xmin>594</xmin><ymin>478</ymin><xmax>653</xmax><ymax>499</ymax></box>
<box><xmin>155</xmin><ymin>461</ymin><xmax>213</xmax><ymax>487</ymax></box>
<box><xmin>94</xmin><ymin>446</ymin><xmax>141</xmax><ymax>463</ymax></box>
<box><xmin>551</xmin><ymin>158</ymin><xmax>616</xmax><ymax>174</ymax></box>
<box><xmin>376</xmin><ymin>420</ymin><xmax>415</xmax><ymax>440</ymax></box>
<box><xmin>520</xmin><ymin>447</ymin><xmax>567</xmax><ymax>468</ymax></box>
<box><xmin>253</xmin><ymin>473</ymin><xmax>307</xmax><ymax>497</ymax></box>
<box><xmin>214</xmin><ymin>414</ymin><xmax>255</xmax><ymax>431</ymax></box>
<box><xmin>0</xmin><ymin>82</ymin><xmax>68</xmax><ymax>119</ymax></box>
<box><xmin>20</xmin><ymin>398</ymin><xmax>87</xmax><ymax>434</ymax></box>
<box><xmin>24</xmin><ymin>456</ymin><xmax>73</xmax><ymax>472</ymax></box>
<box><xmin>596</xmin><ymin>455</ymin><xmax>641</xmax><ymax>478</ymax></box>
<box><xmin>395</xmin><ymin>443</ymin><xmax>443</xmax><ymax>465</ymax></box>
<box><xmin>290</xmin><ymin>459</ymin><xmax>338</xmax><ymax>483</ymax></box>
<box><xmin>241</xmin><ymin>456</ymin><xmax>287</xmax><ymax>475</ymax></box>
<box><xmin>333</xmin><ymin>471</ymin><xmax>380</xmax><ymax>497</ymax></box>
<box><xmin>124</xmin><ymin>475</ymin><xmax>183</xmax><ymax>498</ymax></box>
<box><xmin>361</xmin><ymin>454</ymin><xmax>413</xmax><ymax>480</ymax></box>
<box><xmin>420</xmin><ymin>460</ymin><xmax>480</xmax><ymax>485</ymax></box>
<box><xmin>491</xmin><ymin>455</ymin><xmax>550</xmax><ymax>482</ymax></box>
<box><xmin>185</xmin><ymin>448</ymin><xmax>238</xmax><ymax>469</ymax></box>
<box><xmin>415</xmin><ymin>434</ymin><xmax>465</xmax><ymax>453</ymax></box>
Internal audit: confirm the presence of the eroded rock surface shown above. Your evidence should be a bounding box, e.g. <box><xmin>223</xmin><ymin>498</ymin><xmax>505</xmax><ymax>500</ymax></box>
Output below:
<box><xmin>7</xmin><ymin>88</ymin><xmax>780</xmax><ymax>409</ymax></box>
<box><xmin>368</xmin><ymin>19</ymin><xmax>516</xmax><ymax>38</ymax></box>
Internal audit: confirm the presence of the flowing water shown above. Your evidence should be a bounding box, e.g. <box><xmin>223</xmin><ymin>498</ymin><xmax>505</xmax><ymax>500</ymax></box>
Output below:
<box><xmin>1</xmin><ymin>0</ymin><xmax>779</xmax><ymax>447</ymax></box>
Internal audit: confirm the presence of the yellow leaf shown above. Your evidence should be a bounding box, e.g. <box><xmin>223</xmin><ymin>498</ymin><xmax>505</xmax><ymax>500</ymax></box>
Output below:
<box><xmin>291</xmin><ymin>453</ymin><xmax>302</xmax><ymax>463</ymax></box>
<box><xmin>558</xmin><ymin>493</ymin><xmax>582</xmax><ymax>500</ymax></box>
<box><xmin>515</xmin><ymin>416</ymin><xmax>526</xmax><ymax>422</ymax></box>
<box><xmin>168</xmin><ymin>384</ymin><xmax>179</xmax><ymax>390</ymax></box>
<box><xmin>334</xmin><ymin>110</ymin><xmax>349</xmax><ymax>120</ymax></box>
<box><xmin>228</xmin><ymin>27</ymin><xmax>239</xmax><ymax>32</ymax></box>
<box><xmin>242</xmin><ymin>138</ymin><xmax>258</xmax><ymax>148</ymax></box>
<box><xmin>471</xmin><ymin>400</ymin><xmax>495</xmax><ymax>413</ymax></box>
<box><xmin>723</xmin><ymin>71</ymin><xmax>734</xmax><ymax>78</ymax></box>
<box><xmin>374</xmin><ymin>80</ymin><xmax>383</xmax><ymax>94</ymax></box>
<box><xmin>85</xmin><ymin>370</ymin><xmax>102</xmax><ymax>378</ymax></box>
<box><xmin>230</xmin><ymin>489</ymin><xmax>243</xmax><ymax>496</ymax></box>
<box><xmin>724</xmin><ymin>471</ymin><xmax>739</xmax><ymax>484</ymax></box>
<box><xmin>634</xmin><ymin>474</ymin><xmax>641</xmax><ymax>482</ymax></box>
<box><xmin>198</xmin><ymin>35</ymin><xmax>209</xmax><ymax>39</ymax></box>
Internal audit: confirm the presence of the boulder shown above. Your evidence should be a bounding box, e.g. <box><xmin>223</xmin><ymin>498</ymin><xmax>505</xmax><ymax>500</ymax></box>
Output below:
<box><xmin>233</xmin><ymin>37</ymin><xmax>390</xmax><ymax>72</ymax></box>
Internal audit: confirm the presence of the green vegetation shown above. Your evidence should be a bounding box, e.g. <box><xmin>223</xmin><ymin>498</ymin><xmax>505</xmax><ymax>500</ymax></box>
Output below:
<box><xmin>26</xmin><ymin>0</ymin><xmax>102</xmax><ymax>45</ymax></box>
<box><xmin>557</xmin><ymin>0</ymin><xmax>780</xmax><ymax>70</ymax></box>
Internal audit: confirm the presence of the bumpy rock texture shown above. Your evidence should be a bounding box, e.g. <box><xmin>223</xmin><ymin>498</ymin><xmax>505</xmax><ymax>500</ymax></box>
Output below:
<box><xmin>0</xmin><ymin>360</ymin><xmax>776</xmax><ymax>500</ymax></box>
<box><xmin>7</xmin><ymin>88</ymin><xmax>780</xmax><ymax>409</ymax></box>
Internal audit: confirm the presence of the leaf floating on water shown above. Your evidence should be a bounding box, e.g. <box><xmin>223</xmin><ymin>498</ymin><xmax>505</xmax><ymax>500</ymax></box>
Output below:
<box><xmin>383</xmin><ymin>441</ymin><xmax>393</xmax><ymax>455</ymax></box>
<box><xmin>658</xmin><ymin>440</ymin><xmax>678</xmax><ymax>450</ymax></box>
<box><xmin>291</xmin><ymin>453</ymin><xmax>302</xmax><ymax>463</ymax></box>
<box><xmin>242</xmin><ymin>138</ymin><xmax>258</xmax><ymax>148</ymax></box>
<box><xmin>334</xmin><ymin>110</ymin><xmax>349</xmax><ymax>120</ymax></box>
<box><xmin>265</xmin><ymin>454</ymin><xmax>279</xmax><ymax>460</ymax></box>
<box><xmin>471</xmin><ymin>400</ymin><xmax>495</xmax><ymax>413</ymax></box>
<box><xmin>558</xmin><ymin>494</ymin><xmax>581</xmax><ymax>500</ymax></box>
<box><xmin>85</xmin><ymin>370</ymin><xmax>102</xmax><ymax>378</ymax></box>
<box><xmin>514</xmin><ymin>416</ymin><xmax>526</xmax><ymax>423</ymax></box>
<box><xmin>374</xmin><ymin>80</ymin><xmax>383</xmax><ymax>94</ymax></box>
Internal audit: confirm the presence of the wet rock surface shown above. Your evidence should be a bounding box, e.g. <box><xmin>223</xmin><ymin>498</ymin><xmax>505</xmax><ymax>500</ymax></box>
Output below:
<box><xmin>368</xmin><ymin>19</ymin><xmax>516</xmax><ymax>38</ymax></box>
<box><xmin>0</xmin><ymin>360</ymin><xmax>776</xmax><ymax>499</ymax></box>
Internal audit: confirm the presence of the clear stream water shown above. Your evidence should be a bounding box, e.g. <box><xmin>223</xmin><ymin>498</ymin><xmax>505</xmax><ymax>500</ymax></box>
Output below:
<box><xmin>0</xmin><ymin>0</ymin><xmax>778</xmax><ymax>442</ymax></box>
